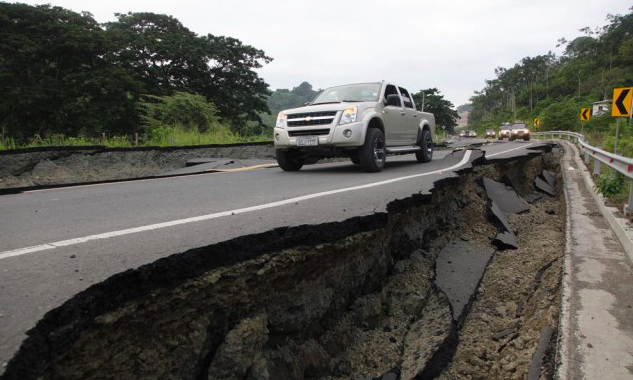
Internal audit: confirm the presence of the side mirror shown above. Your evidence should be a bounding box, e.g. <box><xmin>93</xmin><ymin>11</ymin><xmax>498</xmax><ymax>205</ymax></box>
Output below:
<box><xmin>385</xmin><ymin>94</ymin><xmax>401</xmax><ymax>107</ymax></box>
<box><xmin>304</xmin><ymin>102</ymin><xmax>311</xmax><ymax>106</ymax></box>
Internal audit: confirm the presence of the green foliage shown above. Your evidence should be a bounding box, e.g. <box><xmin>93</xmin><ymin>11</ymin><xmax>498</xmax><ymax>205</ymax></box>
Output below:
<box><xmin>138</xmin><ymin>92</ymin><xmax>219</xmax><ymax>133</ymax></box>
<box><xmin>594</xmin><ymin>171</ymin><xmax>626</xmax><ymax>199</ymax></box>
<box><xmin>468</xmin><ymin>8</ymin><xmax>633</xmax><ymax>131</ymax></box>
<box><xmin>265</xmin><ymin>82</ymin><xmax>320</xmax><ymax>126</ymax></box>
<box><xmin>411</xmin><ymin>88</ymin><xmax>459</xmax><ymax>134</ymax></box>
<box><xmin>0</xmin><ymin>4</ymin><xmax>273</xmax><ymax>144</ymax></box>
<box><xmin>0</xmin><ymin>3</ymin><xmax>139</xmax><ymax>139</ymax></box>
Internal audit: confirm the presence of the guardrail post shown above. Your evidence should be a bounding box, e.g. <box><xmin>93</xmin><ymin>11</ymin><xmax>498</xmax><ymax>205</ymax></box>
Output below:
<box><xmin>626</xmin><ymin>182</ymin><xmax>633</xmax><ymax>216</ymax></box>
<box><xmin>593</xmin><ymin>159</ymin><xmax>601</xmax><ymax>176</ymax></box>
<box><xmin>584</xmin><ymin>151</ymin><xmax>590</xmax><ymax>164</ymax></box>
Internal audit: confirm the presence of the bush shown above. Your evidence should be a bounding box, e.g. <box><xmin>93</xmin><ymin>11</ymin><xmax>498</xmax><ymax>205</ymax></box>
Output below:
<box><xmin>594</xmin><ymin>171</ymin><xmax>626</xmax><ymax>198</ymax></box>
<box><xmin>138</xmin><ymin>92</ymin><xmax>220</xmax><ymax>133</ymax></box>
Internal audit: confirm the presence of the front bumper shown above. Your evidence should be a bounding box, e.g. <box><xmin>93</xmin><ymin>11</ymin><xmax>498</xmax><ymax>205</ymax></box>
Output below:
<box><xmin>274</xmin><ymin>121</ymin><xmax>366</xmax><ymax>149</ymax></box>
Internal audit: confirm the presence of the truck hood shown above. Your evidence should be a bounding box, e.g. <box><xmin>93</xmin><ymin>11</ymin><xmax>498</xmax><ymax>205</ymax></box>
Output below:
<box><xmin>282</xmin><ymin>102</ymin><xmax>377</xmax><ymax>115</ymax></box>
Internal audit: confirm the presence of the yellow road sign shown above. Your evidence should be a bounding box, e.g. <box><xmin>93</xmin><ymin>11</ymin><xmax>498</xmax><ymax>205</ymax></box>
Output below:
<box><xmin>612</xmin><ymin>87</ymin><xmax>633</xmax><ymax>117</ymax></box>
<box><xmin>580</xmin><ymin>108</ymin><xmax>591</xmax><ymax>121</ymax></box>
<box><xmin>533</xmin><ymin>118</ymin><xmax>541</xmax><ymax>127</ymax></box>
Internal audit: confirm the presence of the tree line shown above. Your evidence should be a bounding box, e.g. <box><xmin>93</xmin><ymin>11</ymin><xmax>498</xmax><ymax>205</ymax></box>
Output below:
<box><xmin>468</xmin><ymin>7</ymin><xmax>633</xmax><ymax>131</ymax></box>
<box><xmin>0</xmin><ymin>3</ymin><xmax>272</xmax><ymax>141</ymax></box>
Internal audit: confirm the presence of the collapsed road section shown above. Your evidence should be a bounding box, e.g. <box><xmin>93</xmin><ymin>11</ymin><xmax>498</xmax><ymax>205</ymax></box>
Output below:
<box><xmin>1</xmin><ymin>144</ymin><xmax>564</xmax><ymax>380</ymax></box>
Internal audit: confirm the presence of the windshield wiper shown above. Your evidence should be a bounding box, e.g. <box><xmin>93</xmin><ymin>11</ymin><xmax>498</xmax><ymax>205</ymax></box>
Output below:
<box><xmin>342</xmin><ymin>100</ymin><xmax>363</xmax><ymax>102</ymax></box>
<box><xmin>311</xmin><ymin>101</ymin><xmax>341</xmax><ymax>105</ymax></box>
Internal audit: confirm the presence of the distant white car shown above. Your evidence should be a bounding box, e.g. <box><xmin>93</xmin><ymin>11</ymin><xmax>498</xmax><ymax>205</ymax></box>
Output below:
<box><xmin>498</xmin><ymin>125</ymin><xmax>512</xmax><ymax>140</ymax></box>
<box><xmin>509</xmin><ymin>123</ymin><xmax>530</xmax><ymax>141</ymax></box>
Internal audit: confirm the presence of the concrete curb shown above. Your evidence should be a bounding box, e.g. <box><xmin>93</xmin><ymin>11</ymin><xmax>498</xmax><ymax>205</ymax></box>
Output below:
<box><xmin>565</xmin><ymin>141</ymin><xmax>633</xmax><ymax>263</ymax></box>
<box><xmin>555</xmin><ymin>142</ymin><xmax>576</xmax><ymax>380</ymax></box>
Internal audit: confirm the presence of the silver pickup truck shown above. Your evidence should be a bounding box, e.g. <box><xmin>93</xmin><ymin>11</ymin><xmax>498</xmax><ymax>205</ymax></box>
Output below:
<box><xmin>273</xmin><ymin>81</ymin><xmax>435</xmax><ymax>172</ymax></box>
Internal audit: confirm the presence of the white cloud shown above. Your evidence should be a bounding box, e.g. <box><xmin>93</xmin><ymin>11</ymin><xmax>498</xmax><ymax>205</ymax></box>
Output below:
<box><xmin>11</xmin><ymin>0</ymin><xmax>632</xmax><ymax>106</ymax></box>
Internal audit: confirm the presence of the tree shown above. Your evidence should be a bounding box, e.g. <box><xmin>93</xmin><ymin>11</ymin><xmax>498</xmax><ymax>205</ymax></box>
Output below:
<box><xmin>105</xmin><ymin>13</ymin><xmax>273</xmax><ymax>132</ymax></box>
<box><xmin>0</xmin><ymin>3</ymin><xmax>139</xmax><ymax>139</ymax></box>
<box><xmin>411</xmin><ymin>88</ymin><xmax>459</xmax><ymax>134</ymax></box>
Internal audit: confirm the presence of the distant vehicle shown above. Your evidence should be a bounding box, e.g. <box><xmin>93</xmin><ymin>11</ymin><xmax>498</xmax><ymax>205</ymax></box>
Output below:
<box><xmin>273</xmin><ymin>81</ymin><xmax>435</xmax><ymax>172</ymax></box>
<box><xmin>510</xmin><ymin>122</ymin><xmax>530</xmax><ymax>141</ymax></box>
<box><xmin>485</xmin><ymin>129</ymin><xmax>496</xmax><ymax>138</ymax></box>
<box><xmin>467</xmin><ymin>130</ymin><xmax>477</xmax><ymax>138</ymax></box>
<box><xmin>498</xmin><ymin>124</ymin><xmax>513</xmax><ymax>140</ymax></box>
<box><xmin>459</xmin><ymin>130</ymin><xmax>467</xmax><ymax>137</ymax></box>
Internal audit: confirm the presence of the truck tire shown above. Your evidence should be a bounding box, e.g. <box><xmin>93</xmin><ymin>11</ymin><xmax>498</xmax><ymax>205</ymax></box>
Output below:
<box><xmin>276</xmin><ymin>149</ymin><xmax>304</xmax><ymax>171</ymax></box>
<box><xmin>359</xmin><ymin>128</ymin><xmax>386</xmax><ymax>172</ymax></box>
<box><xmin>509</xmin><ymin>135</ymin><xmax>515</xmax><ymax>141</ymax></box>
<box><xmin>415</xmin><ymin>129</ymin><xmax>433</xmax><ymax>163</ymax></box>
<box><xmin>524</xmin><ymin>136</ymin><xmax>530</xmax><ymax>141</ymax></box>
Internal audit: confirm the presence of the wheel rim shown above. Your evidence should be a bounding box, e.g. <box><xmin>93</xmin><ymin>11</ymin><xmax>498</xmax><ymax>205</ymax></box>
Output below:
<box><xmin>373</xmin><ymin>136</ymin><xmax>385</xmax><ymax>165</ymax></box>
<box><xmin>425</xmin><ymin>134</ymin><xmax>433</xmax><ymax>157</ymax></box>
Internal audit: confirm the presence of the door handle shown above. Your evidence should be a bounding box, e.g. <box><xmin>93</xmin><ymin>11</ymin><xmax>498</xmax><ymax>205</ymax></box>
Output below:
<box><xmin>413</xmin><ymin>114</ymin><xmax>418</xmax><ymax>117</ymax></box>
<box><xmin>400</xmin><ymin>112</ymin><xmax>405</xmax><ymax>116</ymax></box>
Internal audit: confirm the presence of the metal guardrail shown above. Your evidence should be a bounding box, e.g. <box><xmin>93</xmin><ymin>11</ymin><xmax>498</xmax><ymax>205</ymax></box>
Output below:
<box><xmin>532</xmin><ymin>130</ymin><xmax>633</xmax><ymax>212</ymax></box>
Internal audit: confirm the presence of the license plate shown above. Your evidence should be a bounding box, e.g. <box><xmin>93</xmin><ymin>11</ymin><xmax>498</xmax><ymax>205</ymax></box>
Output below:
<box><xmin>297</xmin><ymin>136</ymin><xmax>319</xmax><ymax>146</ymax></box>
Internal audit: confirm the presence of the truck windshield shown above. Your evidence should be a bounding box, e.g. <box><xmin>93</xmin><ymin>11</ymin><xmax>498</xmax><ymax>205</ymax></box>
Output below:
<box><xmin>311</xmin><ymin>83</ymin><xmax>381</xmax><ymax>104</ymax></box>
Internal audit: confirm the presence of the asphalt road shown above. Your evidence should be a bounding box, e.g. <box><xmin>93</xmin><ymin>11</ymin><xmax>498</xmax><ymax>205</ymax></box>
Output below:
<box><xmin>0</xmin><ymin>139</ymin><xmax>543</xmax><ymax>369</ymax></box>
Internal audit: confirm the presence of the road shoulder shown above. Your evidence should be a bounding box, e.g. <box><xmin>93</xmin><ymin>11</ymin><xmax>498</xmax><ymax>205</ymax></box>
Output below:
<box><xmin>557</xmin><ymin>141</ymin><xmax>633</xmax><ymax>379</ymax></box>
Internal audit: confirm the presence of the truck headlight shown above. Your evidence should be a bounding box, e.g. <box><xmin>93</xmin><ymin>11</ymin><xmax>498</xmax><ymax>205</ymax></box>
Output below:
<box><xmin>276</xmin><ymin>113</ymin><xmax>287</xmax><ymax>128</ymax></box>
<box><xmin>339</xmin><ymin>107</ymin><xmax>357</xmax><ymax>125</ymax></box>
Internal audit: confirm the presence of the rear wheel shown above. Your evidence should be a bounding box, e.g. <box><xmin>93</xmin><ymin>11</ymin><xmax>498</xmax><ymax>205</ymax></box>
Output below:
<box><xmin>524</xmin><ymin>136</ymin><xmax>530</xmax><ymax>141</ymax></box>
<box><xmin>415</xmin><ymin>129</ymin><xmax>433</xmax><ymax>163</ymax></box>
<box><xmin>359</xmin><ymin>128</ymin><xmax>386</xmax><ymax>172</ymax></box>
<box><xmin>276</xmin><ymin>149</ymin><xmax>304</xmax><ymax>171</ymax></box>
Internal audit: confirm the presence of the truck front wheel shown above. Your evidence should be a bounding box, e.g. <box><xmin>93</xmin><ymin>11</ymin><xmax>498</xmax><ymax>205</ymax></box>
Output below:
<box><xmin>276</xmin><ymin>149</ymin><xmax>304</xmax><ymax>171</ymax></box>
<box><xmin>415</xmin><ymin>129</ymin><xmax>433</xmax><ymax>163</ymax></box>
<box><xmin>359</xmin><ymin>128</ymin><xmax>386</xmax><ymax>172</ymax></box>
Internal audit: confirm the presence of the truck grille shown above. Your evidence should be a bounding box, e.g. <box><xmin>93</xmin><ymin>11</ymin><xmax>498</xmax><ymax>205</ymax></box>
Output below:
<box><xmin>288</xmin><ymin>129</ymin><xmax>330</xmax><ymax>137</ymax></box>
<box><xmin>287</xmin><ymin>111</ymin><xmax>337</xmax><ymax>126</ymax></box>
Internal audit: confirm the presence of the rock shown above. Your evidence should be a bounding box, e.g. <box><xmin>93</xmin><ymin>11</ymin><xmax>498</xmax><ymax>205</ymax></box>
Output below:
<box><xmin>207</xmin><ymin>315</ymin><xmax>269</xmax><ymax>380</ymax></box>
<box><xmin>460</xmin><ymin>235</ymin><xmax>471</xmax><ymax>241</ymax></box>
<box><xmin>400</xmin><ymin>292</ymin><xmax>453</xmax><ymax>379</ymax></box>
<box><xmin>393</xmin><ymin>260</ymin><xmax>406</xmax><ymax>274</ymax></box>
<box><xmin>381</xmin><ymin>372</ymin><xmax>398</xmax><ymax>380</ymax></box>
<box><xmin>410</xmin><ymin>250</ymin><xmax>426</xmax><ymax>264</ymax></box>
<box><xmin>492</xmin><ymin>328</ymin><xmax>516</xmax><ymax>341</ymax></box>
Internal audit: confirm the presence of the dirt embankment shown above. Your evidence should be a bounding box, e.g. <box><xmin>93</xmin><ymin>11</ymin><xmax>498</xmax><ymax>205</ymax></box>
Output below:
<box><xmin>1</xmin><ymin>147</ymin><xmax>564</xmax><ymax>380</ymax></box>
<box><xmin>0</xmin><ymin>143</ymin><xmax>275</xmax><ymax>189</ymax></box>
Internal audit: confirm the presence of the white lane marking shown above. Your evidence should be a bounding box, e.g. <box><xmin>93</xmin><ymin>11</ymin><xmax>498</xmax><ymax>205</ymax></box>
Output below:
<box><xmin>486</xmin><ymin>143</ymin><xmax>534</xmax><ymax>158</ymax></box>
<box><xmin>1</xmin><ymin>150</ymin><xmax>475</xmax><ymax>260</ymax></box>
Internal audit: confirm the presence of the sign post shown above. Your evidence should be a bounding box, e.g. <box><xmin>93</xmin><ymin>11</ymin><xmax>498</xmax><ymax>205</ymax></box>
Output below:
<box><xmin>580</xmin><ymin>108</ymin><xmax>590</xmax><ymax>137</ymax></box>
<box><xmin>611</xmin><ymin>87</ymin><xmax>633</xmax><ymax>154</ymax></box>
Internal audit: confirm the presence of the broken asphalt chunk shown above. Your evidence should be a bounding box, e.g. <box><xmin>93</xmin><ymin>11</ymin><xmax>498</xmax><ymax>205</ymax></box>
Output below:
<box><xmin>483</xmin><ymin>178</ymin><xmax>530</xmax><ymax>214</ymax></box>
<box><xmin>435</xmin><ymin>240</ymin><xmax>495</xmax><ymax>321</ymax></box>
<box><xmin>535</xmin><ymin>177</ymin><xmax>555</xmax><ymax>196</ymax></box>
<box><xmin>492</xmin><ymin>231</ymin><xmax>518</xmax><ymax>250</ymax></box>
<box><xmin>524</xmin><ymin>192</ymin><xmax>544</xmax><ymax>204</ymax></box>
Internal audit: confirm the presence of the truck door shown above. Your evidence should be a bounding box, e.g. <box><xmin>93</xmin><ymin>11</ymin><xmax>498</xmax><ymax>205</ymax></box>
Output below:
<box><xmin>399</xmin><ymin>87</ymin><xmax>418</xmax><ymax>144</ymax></box>
<box><xmin>382</xmin><ymin>84</ymin><xmax>406</xmax><ymax>145</ymax></box>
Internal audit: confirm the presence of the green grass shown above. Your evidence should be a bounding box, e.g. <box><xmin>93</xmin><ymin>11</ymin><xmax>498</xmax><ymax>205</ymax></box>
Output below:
<box><xmin>0</xmin><ymin>128</ymin><xmax>271</xmax><ymax>150</ymax></box>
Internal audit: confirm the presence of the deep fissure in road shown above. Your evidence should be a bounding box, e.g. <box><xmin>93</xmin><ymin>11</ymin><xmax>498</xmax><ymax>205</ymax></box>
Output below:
<box><xmin>2</xmin><ymin>147</ymin><xmax>564</xmax><ymax>380</ymax></box>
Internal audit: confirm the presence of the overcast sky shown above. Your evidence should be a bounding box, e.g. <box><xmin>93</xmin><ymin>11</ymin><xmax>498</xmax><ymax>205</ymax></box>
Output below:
<box><xmin>11</xmin><ymin>0</ymin><xmax>633</xmax><ymax>107</ymax></box>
